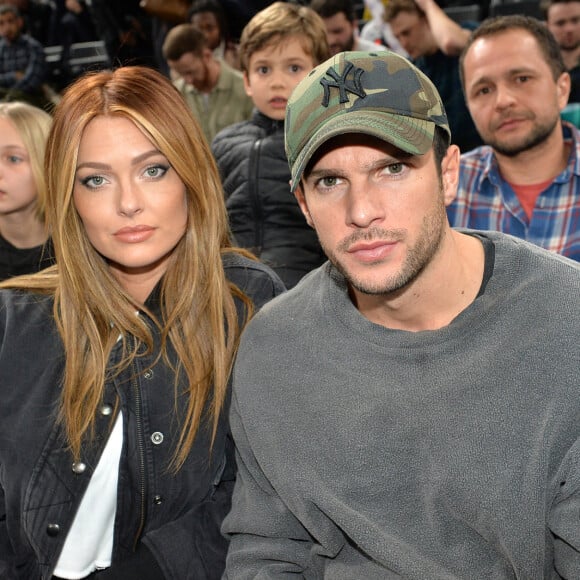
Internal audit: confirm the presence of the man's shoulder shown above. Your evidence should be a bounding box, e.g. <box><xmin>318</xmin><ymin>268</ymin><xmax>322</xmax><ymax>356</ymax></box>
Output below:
<box><xmin>239</xmin><ymin>265</ymin><xmax>329</xmax><ymax>336</ymax></box>
<box><xmin>481</xmin><ymin>230</ymin><xmax>580</xmax><ymax>282</ymax></box>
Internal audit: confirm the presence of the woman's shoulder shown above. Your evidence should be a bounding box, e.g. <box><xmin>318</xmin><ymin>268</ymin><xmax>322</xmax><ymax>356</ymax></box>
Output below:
<box><xmin>222</xmin><ymin>251</ymin><xmax>286</xmax><ymax>307</ymax></box>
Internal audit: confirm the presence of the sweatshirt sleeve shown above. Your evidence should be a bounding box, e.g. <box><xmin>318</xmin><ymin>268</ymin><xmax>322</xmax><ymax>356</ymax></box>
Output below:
<box><xmin>222</xmin><ymin>390</ymin><xmax>314</xmax><ymax>578</ymax></box>
<box><xmin>549</xmin><ymin>437</ymin><xmax>580</xmax><ymax>577</ymax></box>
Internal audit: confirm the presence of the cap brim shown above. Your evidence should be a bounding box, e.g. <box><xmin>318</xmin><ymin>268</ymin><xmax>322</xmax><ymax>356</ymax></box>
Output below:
<box><xmin>290</xmin><ymin>111</ymin><xmax>435</xmax><ymax>192</ymax></box>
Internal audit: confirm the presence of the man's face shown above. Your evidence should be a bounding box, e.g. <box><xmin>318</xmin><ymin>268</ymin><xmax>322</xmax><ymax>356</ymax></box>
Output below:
<box><xmin>0</xmin><ymin>11</ymin><xmax>22</xmax><ymax>43</ymax></box>
<box><xmin>546</xmin><ymin>2</ymin><xmax>580</xmax><ymax>52</ymax></box>
<box><xmin>167</xmin><ymin>51</ymin><xmax>209</xmax><ymax>90</ymax></box>
<box><xmin>322</xmin><ymin>12</ymin><xmax>355</xmax><ymax>56</ymax></box>
<box><xmin>191</xmin><ymin>11</ymin><xmax>221</xmax><ymax>51</ymax></box>
<box><xmin>389</xmin><ymin>11</ymin><xmax>430</xmax><ymax>59</ymax></box>
<box><xmin>295</xmin><ymin>134</ymin><xmax>458</xmax><ymax>300</ymax></box>
<box><xmin>463</xmin><ymin>29</ymin><xmax>569</xmax><ymax>156</ymax></box>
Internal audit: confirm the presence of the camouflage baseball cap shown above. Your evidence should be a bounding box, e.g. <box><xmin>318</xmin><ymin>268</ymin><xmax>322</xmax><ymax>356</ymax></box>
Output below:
<box><xmin>285</xmin><ymin>50</ymin><xmax>450</xmax><ymax>192</ymax></box>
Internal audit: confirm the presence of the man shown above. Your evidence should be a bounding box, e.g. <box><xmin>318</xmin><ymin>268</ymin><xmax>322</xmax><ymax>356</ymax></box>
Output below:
<box><xmin>310</xmin><ymin>0</ymin><xmax>387</xmax><ymax>54</ymax></box>
<box><xmin>542</xmin><ymin>0</ymin><xmax>580</xmax><ymax>102</ymax></box>
<box><xmin>447</xmin><ymin>14</ymin><xmax>580</xmax><ymax>260</ymax></box>
<box><xmin>384</xmin><ymin>0</ymin><xmax>482</xmax><ymax>153</ymax></box>
<box><xmin>222</xmin><ymin>50</ymin><xmax>580</xmax><ymax>577</ymax></box>
<box><xmin>0</xmin><ymin>4</ymin><xmax>46</xmax><ymax>108</ymax></box>
<box><xmin>162</xmin><ymin>23</ymin><xmax>253</xmax><ymax>143</ymax></box>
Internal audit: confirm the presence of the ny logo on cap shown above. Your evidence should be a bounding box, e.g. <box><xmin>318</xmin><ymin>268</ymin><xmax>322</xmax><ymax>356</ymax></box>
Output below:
<box><xmin>320</xmin><ymin>62</ymin><xmax>366</xmax><ymax>107</ymax></box>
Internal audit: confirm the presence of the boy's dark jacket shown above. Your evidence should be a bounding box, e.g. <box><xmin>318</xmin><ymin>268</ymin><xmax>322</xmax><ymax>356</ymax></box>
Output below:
<box><xmin>212</xmin><ymin>110</ymin><xmax>325</xmax><ymax>289</ymax></box>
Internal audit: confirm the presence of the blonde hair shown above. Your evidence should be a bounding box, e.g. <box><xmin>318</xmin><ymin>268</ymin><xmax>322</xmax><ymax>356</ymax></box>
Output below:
<box><xmin>1</xmin><ymin>66</ymin><xmax>253</xmax><ymax>469</ymax></box>
<box><xmin>239</xmin><ymin>1</ymin><xmax>330</xmax><ymax>72</ymax></box>
<box><xmin>0</xmin><ymin>102</ymin><xmax>52</xmax><ymax>222</ymax></box>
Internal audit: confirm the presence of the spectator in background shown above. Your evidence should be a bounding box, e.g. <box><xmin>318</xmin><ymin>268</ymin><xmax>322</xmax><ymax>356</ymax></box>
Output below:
<box><xmin>310</xmin><ymin>0</ymin><xmax>387</xmax><ymax>54</ymax></box>
<box><xmin>162</xmin><ymin>23</ymin><xmax>253</xmax><ymax>143</ymax></box>
<box><xmin>359</xmin><ymin>0</ymin><xmax>408</xmax><ymax>55</ymax></box>
<box><xmin>385</xmin><ymin>0</ymin><xmax>482</xmax><ymax>153</ymax></box>
<box><xmin>189</xmin><ymin>0</ymin><xmax>240</xmax><ymax>69</ymax></box>
<box><xmin>0</xmin><ymin>4</ymin><xmax>46</xmax><ymax>108</ymax></box>
<box><xmin>0</xmin><ymin>101</ymin><xmax>54</xmax><ymax>281</ymax></box>
<box><xmin>542</xmin><ymin>0</ymin><xmax>580</xmax><ymax>103</ymax></box>
<box><xmin>448</xmin><ymin>15</ymin><xmax>580</xmax><ymax>260</ymax></box>
<box><xmin>89</xmin><ymin>0</ymin><xmax>155</xmax><ymax>69</ymax></box>
<box><xmin>211</xmin><ymin>2</ymin><xmax>328</xmax><ymax>288</ymax></box>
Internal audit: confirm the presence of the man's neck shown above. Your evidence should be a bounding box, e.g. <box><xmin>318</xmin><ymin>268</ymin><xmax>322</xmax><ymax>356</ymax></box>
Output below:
<box><xmin>351</xmin><ymin>229</ymin><xmax>485</xmax><ymax>332</ymax></box>
<box><xmin>195</xmin><ymin>59</ymin><xmax>220</xmax><ymax>94</ymax></box>
<box><xmin>561</xmin><ymin>45</ymin><xmax>580</xmax><ymax>70</ymax></box>
<box><xmin>493</xmin><ymin>122</ymin><xmax>569</xmax><ymax>185</ymax></box>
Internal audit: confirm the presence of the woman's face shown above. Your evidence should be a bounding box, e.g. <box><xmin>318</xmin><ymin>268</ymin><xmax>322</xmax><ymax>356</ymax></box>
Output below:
<box><xmin>73</xmin><ymin>115</ymin><xmax>188</xmax><ymax>298</ymax></box>
<box><xmin>0</xmin><ymin>116</ymin><xmax>38</xmax><ymax>219</ymax></box>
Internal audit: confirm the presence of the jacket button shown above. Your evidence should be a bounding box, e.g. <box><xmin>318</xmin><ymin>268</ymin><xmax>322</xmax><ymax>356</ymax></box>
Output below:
<box><xmin>72</xmin><ymin>462</ymin><xmax>87</xmax><ymax>474</ymax></box>
<box><xmin>47</xmin><ymin>523</ymin><xmax>60</xmax><ymax>536</ymax></box>
<box><xmin>153</xmin><ymin>495</ymin><xmax>163</xmax><ymax>505</ymax></box>
<box><xmin>143</xmin><ymin>369</ymin><xmax>154</xmax><ymax>379</ymax></box>
<box><xmin>100</xmin><ymin>404</ymin><xmax>113</xmax><ymax>416</ymax></box>
<box><xmin>151</xmin><ymin>432</ymin><xmax>164</xmax><ymax>445</ymax></box>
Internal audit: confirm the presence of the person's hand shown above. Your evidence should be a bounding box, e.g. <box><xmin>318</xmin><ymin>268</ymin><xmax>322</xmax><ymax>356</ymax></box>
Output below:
<box><xmin>14</xmin><ymin>71</ymin><xmax>24</xmax><ymax>80</ymax></box>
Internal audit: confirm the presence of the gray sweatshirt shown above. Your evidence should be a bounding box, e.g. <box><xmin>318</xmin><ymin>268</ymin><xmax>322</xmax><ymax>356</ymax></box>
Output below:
<box><xmin>223</xmin><ymin>231</ymin><xmax>580</xmax><ymax>579</ymax></box>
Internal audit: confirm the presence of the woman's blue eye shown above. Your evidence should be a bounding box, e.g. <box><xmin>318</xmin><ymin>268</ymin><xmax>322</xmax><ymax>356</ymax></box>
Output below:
<box><xmin>145</xmin><ymin>165</ymin><xmax>169</xmax><ymax>178</ymax></box>
<box><xmin>81</xmin><ymin>175</ymin><xmax>105</xmax><ymax>188</ymax></box>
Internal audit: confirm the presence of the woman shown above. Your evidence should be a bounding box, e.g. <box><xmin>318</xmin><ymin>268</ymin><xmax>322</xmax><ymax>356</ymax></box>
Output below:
<box><xmin>0</xmin><ymin>102</ymin><xmax>55</xmax><ymax>281</ymax></box>
<box><xmin>0</xmin><ymin>66</ymin><xmax>284</xmax><ymax>579</ymax></box>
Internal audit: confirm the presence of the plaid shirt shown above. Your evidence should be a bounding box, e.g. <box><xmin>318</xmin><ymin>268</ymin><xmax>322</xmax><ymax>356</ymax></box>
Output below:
<box><xmin>447</xmin><ymin>122</ymin><xmax>580</xmax><ymax>261</ymax></box>
<box><xmin>0</xmin><ymin>33</ymin><xmax>46</xmax><ymax>93</ymax></box>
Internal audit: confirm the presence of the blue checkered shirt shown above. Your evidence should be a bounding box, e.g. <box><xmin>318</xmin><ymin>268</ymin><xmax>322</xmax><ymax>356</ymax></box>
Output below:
<box><xmin>447</xmin><ymin>122</ymin><xmax>580</xmax><ymax>261</ymax></box>
<box><xmin>0</xmin><ymin>33</ymin><xmax>46</xmax><ymax>92</ymax></box>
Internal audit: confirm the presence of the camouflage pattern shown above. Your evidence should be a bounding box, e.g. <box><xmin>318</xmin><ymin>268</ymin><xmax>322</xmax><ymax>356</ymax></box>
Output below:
<box><xmin>285</xmin><ymin>50</ymin><xmax>450</xmax><ymax>192</ymax></box>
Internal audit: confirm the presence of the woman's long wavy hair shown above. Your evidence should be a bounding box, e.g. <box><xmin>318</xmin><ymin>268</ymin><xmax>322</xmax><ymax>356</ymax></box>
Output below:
<box><xmin>1</xmin><ymin>66</ymin><xmax>252</xmax><ymax>470</ymax></box>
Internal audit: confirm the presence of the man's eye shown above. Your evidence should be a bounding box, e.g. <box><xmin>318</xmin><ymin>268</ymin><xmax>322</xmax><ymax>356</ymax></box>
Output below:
<box><xmin>318</xmin><ymin>176</ymin><xmax>339</xmax><ymax>188</ymax></box>
<box><xmin>385</xmin><ymin>163</ymin><xmax>404</xmax><ymax>175</ymax></box>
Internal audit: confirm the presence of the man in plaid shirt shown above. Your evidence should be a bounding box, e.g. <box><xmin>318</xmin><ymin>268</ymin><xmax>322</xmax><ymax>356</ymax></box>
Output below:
<box><xmin>447</xmin><ymin>14</ymin><xmax>580</xmax><ymax>261</ymax></box>
<box><xmin>0</xmin><ymin>5</ymin><xmax>46</xmax><ymax>108</ymax></box>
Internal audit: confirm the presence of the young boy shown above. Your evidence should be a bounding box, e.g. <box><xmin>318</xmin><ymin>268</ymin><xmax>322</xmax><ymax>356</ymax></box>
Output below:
<box><xmin>211</xmin><ymin>2</ymin><xmax>329</xmax><ymax>289</ymax></box>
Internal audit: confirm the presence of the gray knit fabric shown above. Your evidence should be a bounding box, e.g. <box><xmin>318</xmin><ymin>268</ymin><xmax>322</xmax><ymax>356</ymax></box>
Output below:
<box><xmin>224</xmin><ymin>231</ymin><xmax>580</xmax><ymax>579</ymax></box>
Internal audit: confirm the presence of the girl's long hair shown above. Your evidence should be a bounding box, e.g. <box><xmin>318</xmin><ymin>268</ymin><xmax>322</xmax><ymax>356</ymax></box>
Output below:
<box><xmin>1</xmin><ymin>66</ymin><xmax>252</xmax><ymax>469</ymax></box>
<box><xmin>0</xmin><ymin>102</ymin><xmax>52</xmax><ymax>222</ymax></box>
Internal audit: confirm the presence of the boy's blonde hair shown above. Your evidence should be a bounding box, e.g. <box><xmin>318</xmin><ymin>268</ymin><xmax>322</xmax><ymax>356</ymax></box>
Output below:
<box><xmin>239</xmin><ymin>2</ymin><xmax>330</xmax><ymax>73</ymax></box>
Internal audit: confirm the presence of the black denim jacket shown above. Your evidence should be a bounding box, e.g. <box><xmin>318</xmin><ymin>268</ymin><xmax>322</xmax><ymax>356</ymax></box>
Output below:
<box><xmin>0</xmin><ymin>254</ymin><xmax>285</xmax><ymax>580</ymax></box>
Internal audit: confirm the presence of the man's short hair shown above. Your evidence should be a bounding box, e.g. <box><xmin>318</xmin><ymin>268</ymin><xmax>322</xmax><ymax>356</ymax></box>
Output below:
<box><xmin>540</xmin><ymin>0</ymin><xmax>580</xmax><ymax>21</ymax></box>
<box><xmin>459</xmin><ymin>14</ymin><xmax>567</xmax><ymax>88</ymax></box>
<box><xmin>383</xmin><ymin>0</ymin><xmax>425</xmax><ymax>23</ymax></box>
<box><xmin>239</xmin><ymin>2</ymin><xmax>329</xmax><ymax>73</ymax></box>
<box><xmin>310</xmin><ymin>0</ymin><xmax>356</xmax><ymax>22</ymax></box>
<box><xmin>162</xmin><ymin>23</ymin><xmax>208</xmax><ymax>62</ymax></box>
<box><xmin>0</xmin><ymin>5</ymin><xmax>20</xmax><ymax>18</ymax></box>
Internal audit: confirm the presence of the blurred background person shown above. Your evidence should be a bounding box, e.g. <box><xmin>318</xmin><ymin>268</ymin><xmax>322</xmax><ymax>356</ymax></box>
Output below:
<box><xmin>0</xmin><ymin>4</ymin><xmax>47</xmax><ymax>107</ymax></box>
<box><xmin>162</xmin><ymin>23</ymin><xmax>252</xmax><ymax>143</ymax></box>
<box><xmin>189</xmin><ymin>0</ymin><xmax>240</xmax><ymax>69</ymax></box>
<box><xmin>0</xmin><ymin>101</ymin><xmax>54</xmax><ymax>281</ymax></box>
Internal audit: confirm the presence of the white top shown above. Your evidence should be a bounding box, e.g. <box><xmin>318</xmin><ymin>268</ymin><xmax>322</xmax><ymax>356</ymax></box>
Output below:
<box><xmin>53</xmin><ymin>413</ymin><xmax>123</xmax><ymax>579</ymax></box>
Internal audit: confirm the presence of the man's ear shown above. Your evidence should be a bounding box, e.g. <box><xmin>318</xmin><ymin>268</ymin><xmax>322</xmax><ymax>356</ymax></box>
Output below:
<box><xmin>557</xmin><ymin>71</ymin><xmax>571</xmax><ymax>111</ymax></box>
<box><xmin>441</xmin><ymin>144</ymin><xmax>460</xmax><ymax>207</ymax></box>
<box><xmin>243</xmin><ymin>71</ymin><xmax>252</xmax><ymax>97</ymax></box>
<box><xmin>293</xmin><ymin>182</ymin><xmax>314</xmax><ymax>228</ymax></box>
